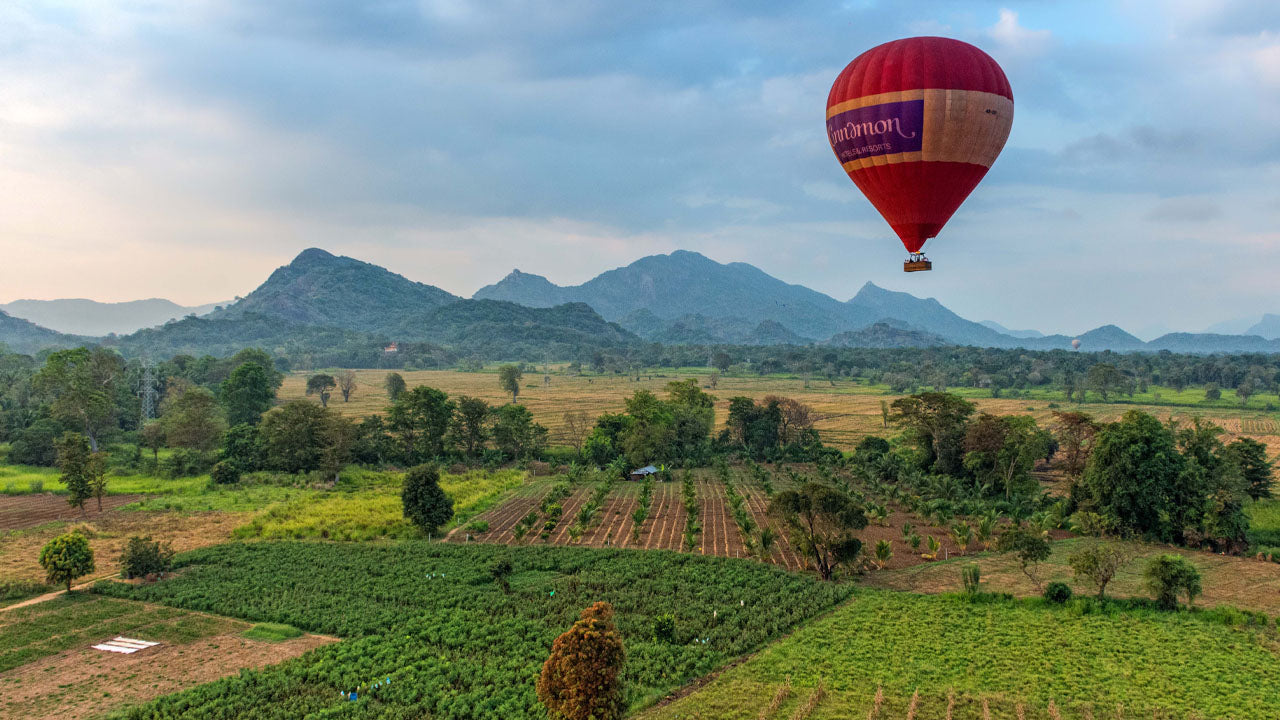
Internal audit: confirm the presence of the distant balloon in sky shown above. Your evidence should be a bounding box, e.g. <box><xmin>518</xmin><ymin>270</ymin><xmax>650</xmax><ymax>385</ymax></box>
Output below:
<box><xmin>826</xmin><ymin>37</ymin><xmax>1014</xmax><ymax>272</ymax></box>
<box><xmin>1072</xmin><ymin>338</ymin><xmax>1082</xmax><ymax>350</ymax></box>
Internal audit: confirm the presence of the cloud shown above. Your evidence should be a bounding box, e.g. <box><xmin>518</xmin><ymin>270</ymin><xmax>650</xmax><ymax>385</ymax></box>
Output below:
<box><xmin>987</xmin><ymin>9</ymin><xmax>1052</xmax><ymax>56</ymax></box>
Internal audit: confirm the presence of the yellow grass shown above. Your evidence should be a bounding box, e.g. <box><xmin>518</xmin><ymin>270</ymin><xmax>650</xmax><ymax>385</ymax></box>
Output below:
<box><xmin>278</xmin><ymin>369</ymin><xmax>1280</xmax><ymax>453</ymax></box>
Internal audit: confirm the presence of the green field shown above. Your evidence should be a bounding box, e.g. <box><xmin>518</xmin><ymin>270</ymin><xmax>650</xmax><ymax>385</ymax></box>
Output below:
<box><xmin>93</xmin><ymin>541</ymin><xmax>850</xmax><ymax>718</ymax></box>
<box><xmin>643</xmin><ymin>589</ymin><xmax>1280</xmax><ymax>719</ymax></box>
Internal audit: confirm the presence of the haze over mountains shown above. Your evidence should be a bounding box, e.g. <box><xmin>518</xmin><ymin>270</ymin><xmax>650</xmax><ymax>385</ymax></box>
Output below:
<box><xmin>3</xmin><ymin>248</ymin><xmax>1279</xmax><ymax>358</ymax></box>
<box><xmin>0</xmin><ymin>298</ymin><xmax>225</xmax><ymax>336</ymax></box>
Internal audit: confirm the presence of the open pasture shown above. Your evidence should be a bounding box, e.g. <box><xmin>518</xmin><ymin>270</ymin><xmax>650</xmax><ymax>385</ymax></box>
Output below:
<box><xmin>639</xmin><ymin>589</ymin><xmax>1280</xmax><ymax>720</ymax></box>
<box><xmin>0</xmin><ymin>593</ymin><xmax>332</xmax><ymax>720</ymax></box>
<box><xmin>94</xmin><ymin>541</ymin><xmax>850</xmax><ymax>719</ymax></box>
<box><xmin>278</xmin><ymin>369</ymin><xmax>1280</xmax><ymax>454</ymax></box>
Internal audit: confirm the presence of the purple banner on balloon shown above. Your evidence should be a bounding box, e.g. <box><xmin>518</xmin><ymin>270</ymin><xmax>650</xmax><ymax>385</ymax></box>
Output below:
<box><xmin>827</xmin><ymin>99</ymin><xmax>924</xmax><ymax>163</ymax></box>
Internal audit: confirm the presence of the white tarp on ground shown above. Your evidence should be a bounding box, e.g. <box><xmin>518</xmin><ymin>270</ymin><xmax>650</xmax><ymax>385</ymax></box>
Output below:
<box><xmin>91</xmin><ymin>637</ymin><xmax>159</xmax><ymax>654</ymax></box>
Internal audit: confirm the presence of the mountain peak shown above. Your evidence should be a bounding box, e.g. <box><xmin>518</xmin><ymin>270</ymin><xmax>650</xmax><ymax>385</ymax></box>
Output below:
<box><xmin>290</xmin><ymin>248</ymin><xmax>337</xmax><ymax>265</ymax></box>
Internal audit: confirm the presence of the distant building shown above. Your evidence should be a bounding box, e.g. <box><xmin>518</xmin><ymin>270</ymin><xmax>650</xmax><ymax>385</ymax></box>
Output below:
<box><xmin>384</xmin><ymin>342</ymin><xmax>399</xmax><ymax>354</ymax></box>
<box><xmin>628</xmin><ymin>465</ymin><xmax>659</xmax><ymax>481</ymax></box>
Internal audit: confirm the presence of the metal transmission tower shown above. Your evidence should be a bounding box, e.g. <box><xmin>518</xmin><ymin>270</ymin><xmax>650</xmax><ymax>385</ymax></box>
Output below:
<box><xmin>139</xmin><ymin>357</ymin><xmax>157</xmax><ymax>426</ymax></box>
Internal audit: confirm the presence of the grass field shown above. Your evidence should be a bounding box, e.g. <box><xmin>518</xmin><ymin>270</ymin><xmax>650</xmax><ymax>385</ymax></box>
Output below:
<box><xmin>640</xmin><ymin>589</ymin><xmax>1280</xmax><ymax>719</ymax></box>
<box><xmin>232</xmin><ymin>468</ymin><xmax>525</xmax><ymax>540</ymax></box>
<box><xmin>866</xmin><ymin>536</ymin><xmax>1280</xmax><ymax>616</ymax></box>
<box><xmin>277</xmin><ymin>369</ymin><xmax>1280</xmax><ymax>454</ymax></box>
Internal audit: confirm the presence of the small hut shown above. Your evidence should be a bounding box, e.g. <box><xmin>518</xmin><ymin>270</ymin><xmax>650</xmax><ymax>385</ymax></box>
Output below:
<box><xmin>628</xmin><ymin>465</ymin><xmax>659</xmax><ymax>482</ymax></box>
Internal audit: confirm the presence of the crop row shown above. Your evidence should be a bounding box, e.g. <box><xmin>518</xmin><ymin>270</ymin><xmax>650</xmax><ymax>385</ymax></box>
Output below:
<box><xmin>95</xmin><ymin>541</ymin><xmax>850</xmax><ymax>719</ymax></box>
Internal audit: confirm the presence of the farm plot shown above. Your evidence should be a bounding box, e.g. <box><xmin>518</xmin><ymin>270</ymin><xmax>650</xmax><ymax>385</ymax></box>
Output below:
<box><xmin>638</xmin><ymin>588</ymin><xmax>1280</xmax><ymax>720</ymax></box>
<box><xmin>0</xmin><ymin>493</ymin><xmax>145</xmax><ymax>531</ymax></box>
<box><xmin>0</xmin><ymin>593</ymin><xmax>331</xmax><ymax>720</ymax></box>
<box><xmin>95</xmin><ymin>541</ymin><xmax>851</xmax><ymax>719</ymax></box>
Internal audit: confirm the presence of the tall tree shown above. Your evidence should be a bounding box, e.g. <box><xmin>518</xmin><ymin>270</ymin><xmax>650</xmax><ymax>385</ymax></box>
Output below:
<box><xmin>401</xmin><ymin>464</ymin><xmax>454</xmax><ymax>536</ymax></box>
<box><xmin>1077</xmin><ymin>411</ymin><xmax>1189</xmax><ymax>541</ymax></box>
<box><xmin>537</xmin><ymin>602</ymin><xmax>626</xmax><ymax>720</ymax></box>
<box><xmin>963</xmin><ymin>414</ymin><xmax>1052</xmax><ymax>500</ymax></box>
<box><xmin>492</xmin><ymin>403</ymin><xmax>548</xmax><ymax>460</ymax></box>
<box><xmin>890</xmin><ymin>392</ymin><xmax>975</xmax><ymax>475</ymax></box>
<box><xmin>387</xmin><ymin>386</ymin><xmax>455</xmax><ymax>463</ymax></box>
<box><xmin>306</xmin><ymin>374</ymin><xmax>337</xmax><ymax>408</ymax></box>
<box><xmin>1051</xmin><ymin>410</ymin><xmax>1097</xmax><ymax>479</ymax></box>
<box><xmin>384</xmin><ymin>372</ymin><xmax>407</xmax><ymax>401</ymax></box>
<box><xmin>1085</xmin><ymin>363</ymin><xmax>1127</xmax><ymax>402</ymax></box>
<box><xmin>161</xmin><ymin>380</ymin><xmax>227</xmax><ymax>453</ymax></box>
<box><xmin>1224</xmin><ymin>437</ymin><xmax>1274</xmax><ymax>500</ymax></box>
<box><xmin>498</xmin><ymin>364</ymin><xmax>523</xmax><ymax>404</ymax></box>
<box><xmin>450</xmin><ymin>395</ymin><xmax>491</xmax><ymax>457</ymax></box>
<box><xmin>220</xmin><ymin>361</ymin><xmax>278</xmax><ymax>425</ymax></box>
<box><xmin>33</xmin><ymin>347</ymin><xmax>124</xmax><ymax>451</ymax></box>
<box><xmin>562</xmin><ymin>410</ymin><xmax>592</xmax><ymax>454</ymax></box>
<box><xmin>55</xmin><ymin>432</ymin><xmax>93</xmax><ymax>515</ymax></box>
<box><xmin>259</xmin><ymin>400</ymin><xmax>335</xmax><ymax>473</ymax></box>
<box><xmin>769</xmin><ymin>482</ymin><xmax>867</xmax><ymax>580</ymax></box>
<box><xmin>337</xmin><ymin>370</ymin><xmax>358</xmax><ymax>402</ymax></box>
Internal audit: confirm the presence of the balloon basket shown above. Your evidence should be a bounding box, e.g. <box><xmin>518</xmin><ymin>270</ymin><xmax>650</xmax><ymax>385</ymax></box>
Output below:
<box><xmin>903</xmin><ymin>260</ymin><xmax>932</xmax><ymax>272</ymax></box>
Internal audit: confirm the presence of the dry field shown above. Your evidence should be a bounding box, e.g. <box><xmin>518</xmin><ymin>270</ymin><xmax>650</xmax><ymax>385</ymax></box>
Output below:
<box><xmin>278</xmin><ymin>369</ymin><xmax>1280</xmax><ymax>454</ymax></box>
<box><xmin>0</xmin><ymin>493</ymin><xmax>145</xmax><ymax>531</ymax></box>
<box><xmin>0</xmin><ymin>509</ymin><xmax>250</xmax><ymax>590</ymax></box>
<box><xmin>0</xmin><ymin>594</ymin><xmax>333</xmax><ymax>720</ymax></box>
<box><xmin>450</xmin><ymin>474</ymin><xmax>984</xmax><ymax>573</ymax></box>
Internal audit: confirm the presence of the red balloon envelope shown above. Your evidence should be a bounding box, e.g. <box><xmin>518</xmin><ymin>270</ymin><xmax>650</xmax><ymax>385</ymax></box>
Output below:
<box><xmin>826</xmin><ymin>37</ymin><xmax>1013</xmax><ymax>262</ymax></box>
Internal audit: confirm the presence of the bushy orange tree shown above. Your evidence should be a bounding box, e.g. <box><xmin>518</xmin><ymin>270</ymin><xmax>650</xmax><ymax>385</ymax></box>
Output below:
<box><xmin>537</xmin><ymin>601</ymin><xmax>626</xmax><ymax>720</ymax></box>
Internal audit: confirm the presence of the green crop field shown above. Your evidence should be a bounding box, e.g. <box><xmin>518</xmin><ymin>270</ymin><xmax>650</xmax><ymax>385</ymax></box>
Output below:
<box><xmin>94</xmin><ymin>541</ymin><xmax>850</xmax><ymax>719</ymax></box>
<box><xmin>641</xmin><ymin>589</ymin><xmax>1280</xmax><ymax>719</ymax></box>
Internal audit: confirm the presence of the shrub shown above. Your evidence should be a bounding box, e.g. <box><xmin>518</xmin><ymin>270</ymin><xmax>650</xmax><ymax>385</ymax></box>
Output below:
<box><xmin>961</xmin><ymin>564</ymin><xmax>981</xmax><ymax>595</ymax></box>
<box><xmin>120</xmin><ymin>536</ymin><xmax>175</xmax><ymax>579</ymax></box>
<box><xmin>1043</xmin><ymin>581</ymin><xmax>1073</xmax><ymax>604</ymax></box>
<box><xmin>1068</xmin><ymin>542</ymin><xmax>1128</xmax><ymax>600</ymax></box>
<box><xmin>652</xmin><ymin>613</ymin><xmax>676</xmax><ymax>643</ymax></box>
<box><xmin>162</xmin><ymin>448</ymin><xmax>212</xmax><ymax>478</ymax></box>
<box><xmin>538</xmin><ymin>602</ymin><xmax>626</xmax><ymax>720</ymax></box>
<box><xmin>39</xmin><ymin>532</ymin><xmax>95</xmax><ymax>592</ymax></box>
<box><xmin>490</xmin><ymin>556</ymin><xmax>513</xmax><ymax>594</ymax></box>
<box><xmin>1144</xmin><ymin>554</ymin><xmax>1202</xmax><ymax>610</ymax></box>
<box><xmin>402</xmin><ymin>464</ymin><xmax>454</xmax><ymax>536</ymax></box>
<box><xmin>466</xmin><ymin>520</ymin><xmax>490</xmax><ymax>534</ymax></box>
<box><xmin>210</xmin><ymin>461</ymin><xmax>241</xmax><ymax>485</ymax></box>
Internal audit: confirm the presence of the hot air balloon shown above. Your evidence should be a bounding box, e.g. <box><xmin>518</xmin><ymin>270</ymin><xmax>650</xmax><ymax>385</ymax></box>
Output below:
<box><xmin>826</xmin><ymin>37</ymin><xmax>1014</xmax><ymax>272</ymax></box>
<box><xmin>1071</xmin><ymin>338</ymin><xmax>1081</xmax><ymax>351</ymax></box>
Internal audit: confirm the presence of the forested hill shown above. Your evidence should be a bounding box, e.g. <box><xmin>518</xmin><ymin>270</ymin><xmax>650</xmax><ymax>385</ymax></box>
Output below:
<box><xmin>0</xmin><ymin>311</ymin><xmax>83</xmax><ymax>354</ymax></box>
<box><xmin>211</xmin><ymin>248</ymin><xmax>460</xmax><ymax>333</ymax></box>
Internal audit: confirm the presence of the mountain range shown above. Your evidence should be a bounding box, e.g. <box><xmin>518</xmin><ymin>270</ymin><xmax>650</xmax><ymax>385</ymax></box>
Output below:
<box><xmin>0</xmin><ymin>298</ymin><xmax>226</xmax><ymax>337</ymax></box>
<box><xmin>3</xmin><ymin>248</ymin><xmax>1279</xmax><ymax>358</ymax></box>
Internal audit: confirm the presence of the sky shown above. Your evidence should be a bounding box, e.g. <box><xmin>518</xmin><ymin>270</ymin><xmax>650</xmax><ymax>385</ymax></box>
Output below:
<box><xmin>1</xmin><ymin>1</ymin><xmax>1278</xmax><ymax>337</ymax></box>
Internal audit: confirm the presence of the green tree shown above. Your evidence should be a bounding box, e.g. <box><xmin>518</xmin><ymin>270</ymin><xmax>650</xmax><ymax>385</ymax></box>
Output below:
<box><xmin>537</xmin><ymin>601</ymin><xmax>626</xmax><ymax>720</ymax></box>
<box><xmin>33</xmin><ymin>347</ymin><xmax>124</xmax><ymax>451</ymax></box>
<box><xmin>490</xmin><ymin>556</ymin><xmax>514</xmax><ymax>594</ymax></box>
<box><xmin>119</xmin><ymin>536</ymin><xmax>174</xmax><ymax>579</ymax></box>
<box><xmin>259</xmin><ymin>400</ymin><xmax>335</xmax><ymax>473</ymax></box>
<box><xmin>997</xmin><ymin>525</ymin><xmax>1052</xmax><ymax>590</ymax></box>
<box><xmin>221</xmin><ymin>423</ymin><xmax>265</xmax><ymax>472</ymax></box>
<box><xmin>306</xmin><ymin>374</ymin><xmax>337</xmax><ymax>408</ymax></box>
<box><xmin>890</xmin><ymin>392</ymin><xmax>976</xmax><ymax>475</ymax></box>
<box><xmin>387</xmin><ymin>386</ymin><xmax>455</xmax><ymax>463</ymax></box>
<box><xmin>1068</xmin><ymin>542</ymin><xmax>1128</xmax><ymax>600</ymax></box>
<box><xmin>498</xmin><ymin>364</ymin><xmax>523</xmax><ymax>403</ymax></box>
<box><xmin>963</xmin><ymin>414</ymin><xmax>1052</xmax><ymax>500</ymax></box>
<box><xmin>384</xmin><ymin>372</ymin><xmax>407</xmax><ymax>401</ymax></box>
<box><xmin>769</xmin><ymin>482</ymin><xmax>867</xmax><ymax>580</ymax></box>
<box><xmin>161</xmin><ymin>380</ymin><xmax>227</xmax><ymax>453</ymax></box>
<box><xmin>1077</xmin><ymin>411</ymin><xmax>1189</xmax><ymax>541</ymax></box>
<box><xmin>402</xmin><ymin>464</ymin><xmax>454</xmax><ymax>536</ymax></box>
<box><xmin>1204</xmin><ymin>382</ymin><xmax>1221</xmax><ymax>401</ymax></box>
<box><xmin>139</xmin><ymin>421</ymin><xmax>165</xmax><ymax>462</ymax></box>
<box><xmin>1143</xmin><ymin>554</ymin><xmax>1202</xmax><ymax>610</ymax></box>
<box><xmin>450</xmin><ymin>395</ymin><xmax>491</xmax><ymax>457</ymax></box>
<box><xmin>39</xmin><ymin>532</ymin><xmax>95</xmax><ymax>592</ymax></box>
<box><xmin>492</xmin><ymin>403</ymin><xmax>548</xmax><ymax>459</ymax></box>
<box><xmin>55</xmin><ymin>432</ymin><xmax>93</xmax><ymax>515</ymax></box>
<box><xmin>1085</xmin><ymin>363</ymin><xmax>1127</xmax><ymax>402</ymax></box>
<box><xmin>1051</xmin><ymin>410</ymin><xmax>1097</xmax><ymax>479</ymax></box>
<box><xmin>1224</xmin><ymin>437</ymin><xmax>1274</xmax><ymax>500</ymax></box>
<box><xmin>220</xmin><ymin>361</ymin><xmax>278</xmax><ymax>425</ymax></box>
